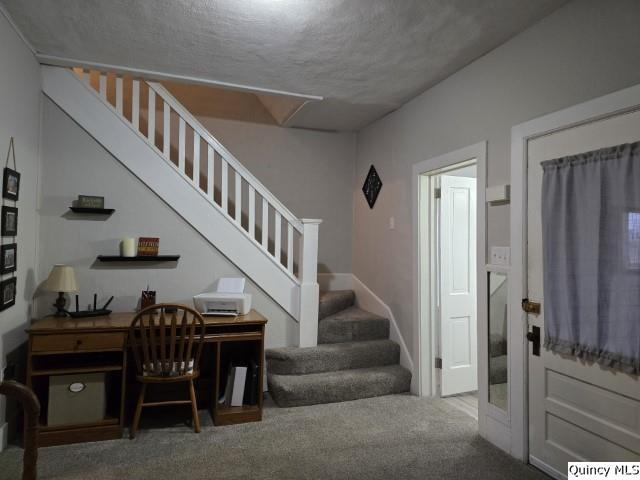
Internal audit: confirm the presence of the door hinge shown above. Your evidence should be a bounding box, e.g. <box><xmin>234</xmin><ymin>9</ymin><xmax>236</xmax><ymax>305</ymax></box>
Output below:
<box><xmin>521</xmin><ymin>298</ymin><xmax>541</xmax><ymax>314</ymax></box>
<box><xmin>434</xmin><ymin>188</ymin><xmax>441</xmax><ymax>199</ymax></box>
<box><xmin>434</xmin><ymin>357</ymin><xmax>442</xmax><ymax>369</ymax></box>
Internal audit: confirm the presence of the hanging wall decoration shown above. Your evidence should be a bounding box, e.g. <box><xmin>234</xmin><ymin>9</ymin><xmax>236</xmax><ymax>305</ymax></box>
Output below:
<box><xmin>2</xmin><ymin>138</ymin><xmax>19</xmax><ymax>201</ymax></box>
<box><xmin>362</xmin><ymin>165</ymin><xmax>383</xmax><ymax>209</ymax></box>
<box><xmin>0</xmin><ymin>277</ymin><xmax>16</xmax><ymax>311</ymax></box>
<box><xmin>0</xmin><ymin>243</ymin><xmax>17</xmax><ymax>275</ymax></box>
<box><xmin>1</xmin><ymin>206</ymin><xmax>18</xmax><ymax>237</ymax></box>
<box><xmin>1</xmin><ymin>137</ymin><xmax>19</xmax><ymax>312</ymax></box>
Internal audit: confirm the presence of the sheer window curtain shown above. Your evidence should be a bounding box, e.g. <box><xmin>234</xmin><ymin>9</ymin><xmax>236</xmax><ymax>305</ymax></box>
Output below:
<box><xmin>542</xmin><ymin>141</ymin><xmax>640</xmax><ymax>375</ymax></box>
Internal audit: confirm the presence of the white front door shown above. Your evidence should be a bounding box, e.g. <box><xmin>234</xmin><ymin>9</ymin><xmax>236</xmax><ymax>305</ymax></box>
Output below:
<box><xmin>527</xmin><ymin>110</ymin><xmax>640</xmax><ymax>477</ymax></box>
<box><xmin>440</xmin><ymin>175</ymin><xmax>477</xmax><ymax>396</ymax></box>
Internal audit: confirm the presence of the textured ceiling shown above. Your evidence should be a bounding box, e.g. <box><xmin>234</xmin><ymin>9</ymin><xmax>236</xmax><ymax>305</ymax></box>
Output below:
<box><xmin>1</xmin><ymin>0</ymin><xmax>567</xmax><ymax>130</ymax></box>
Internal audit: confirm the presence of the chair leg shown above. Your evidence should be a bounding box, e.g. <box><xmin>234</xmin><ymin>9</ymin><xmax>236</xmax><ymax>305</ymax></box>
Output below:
<box><xmin>188</xmin><ymin>379</ymin><xmax>200</xmax><ymax>433</ymax></box>
<box><xmin>130</xmin><ymin>384</ymin><xmax>146</xmax><ymax>439</ymax></box>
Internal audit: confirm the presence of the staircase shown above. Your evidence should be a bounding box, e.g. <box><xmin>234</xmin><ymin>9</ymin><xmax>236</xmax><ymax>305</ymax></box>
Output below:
<box><xmin>40</xmin><ymin>65</ymin><xmax>321</xmax><ymax>346</ymax></box>
<box><xmin>41</xmin><ymin>66</ymin><xmax>411</xmax><ymax>405</ymax></box>
<box><xmin>266</xmin><ymin>290</ymin><xmax>411</xmax><ymax>407</ymax></box>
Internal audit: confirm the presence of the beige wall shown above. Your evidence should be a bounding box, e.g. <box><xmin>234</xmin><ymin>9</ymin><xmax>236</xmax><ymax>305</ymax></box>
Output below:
<box><xmin>353</xmin><ymin>0</ymin><xmax>640</xmax><ymax>366</ymax></box>
<box><xmin>0</xmin><ymin>13</ymin><xmax>41</xmax><ymax>429</ymax></box>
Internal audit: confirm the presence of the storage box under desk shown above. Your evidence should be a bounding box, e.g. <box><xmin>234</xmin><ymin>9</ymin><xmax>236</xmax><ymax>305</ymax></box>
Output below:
<box><xmin>48</xmin><ymin>373</ymin><xmax>106</xmax><ymax>427</ymax></box>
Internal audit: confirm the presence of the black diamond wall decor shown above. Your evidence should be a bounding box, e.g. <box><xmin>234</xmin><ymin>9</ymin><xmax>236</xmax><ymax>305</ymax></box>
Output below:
<box><xmin>362</xmin><ymin>165</ymin><xmax>382</xmax><ymax>209</ymax></box>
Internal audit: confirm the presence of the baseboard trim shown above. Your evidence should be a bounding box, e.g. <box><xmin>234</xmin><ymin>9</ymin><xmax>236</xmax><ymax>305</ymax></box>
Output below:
<box><xmin>317</xmin><ymin>273</ymin><xmax>414</xmax><ymax>378</ymax></box>
<box><xmin>529</xmin><ymin>455</ymin><xmax>565</xmax><ymax>480</ymax></box>
<box><xmin>482</xmin><ymin>414</ymin><xmax>512</xmax><ymax>456</ymax></box>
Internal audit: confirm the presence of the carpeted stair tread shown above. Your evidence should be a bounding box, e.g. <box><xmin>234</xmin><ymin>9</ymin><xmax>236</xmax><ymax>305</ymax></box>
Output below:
<box><xmin>266</xmin><ymin>340</ymin><xmax>400</xmax><ymax>375</ymax></box>
<box><xmin>318</xmin><ymin>306</ymin><xmax>389</xmax><ymax>344</ymax></box>
<box><xmin>319</xmin><ymin>290</ymin><xmax>355</xmax><ymax>320</ymax></box>
<box><xmin>268</xmin><ymin>364</ymin><xmax>411</xmax><ymax>407</ymax></box>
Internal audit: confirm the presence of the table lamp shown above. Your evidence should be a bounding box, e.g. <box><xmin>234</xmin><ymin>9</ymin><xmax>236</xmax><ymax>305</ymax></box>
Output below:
<box><xmin>43</xmin><ymin>265</ymin><xmax>78</xmax><ymax>316</ymax></box>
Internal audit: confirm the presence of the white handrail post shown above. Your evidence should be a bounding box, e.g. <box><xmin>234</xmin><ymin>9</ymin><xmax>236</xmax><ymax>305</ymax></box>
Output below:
<box><xmin>299</xmin><ymin>218</ymin><xmax>322</xmax><ymax>347</ymax></box>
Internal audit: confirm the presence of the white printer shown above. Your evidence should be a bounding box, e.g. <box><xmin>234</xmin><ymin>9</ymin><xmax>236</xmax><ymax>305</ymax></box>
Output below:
<box><xmin>193</xmin><ymin>277</ymin><xmax>252</xmax><ymax>316</ymax></box>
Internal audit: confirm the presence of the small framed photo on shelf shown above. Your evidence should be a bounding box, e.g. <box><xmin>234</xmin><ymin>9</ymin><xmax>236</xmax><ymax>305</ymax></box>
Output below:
<box><xmin>0</xmin><ymin>277</ymin><xmax>16</xmax><ymax>311</ymax></box>
<box><xmin>1</xmin><ymin>206</ymin><xmax>18</xmax><ymax>236</ymax></box>
<box><xmin>2</xmin><ymin>167</ymin><xmax>20</xmax><ymax>201</ymax></box>
<box><xmin>77</xmin><ymin>195</ymin><xmax>104</xmax><ymax>209</ymax></box>
<box><xmin>1</xmin><ymin>243</ymin><xmax>17</xmax><ymax>274</ymax></box>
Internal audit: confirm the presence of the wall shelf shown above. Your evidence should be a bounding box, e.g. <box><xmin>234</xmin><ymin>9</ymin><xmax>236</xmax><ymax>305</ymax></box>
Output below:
<box><xmin>69</xmin><ymin>207</ymin><xmax>115</xmax><ymax>214</ymax></box>
<box><xmin>97</xmin><ymin>255</ymin><xmax>180</xmax><ymax>262</ymax></box>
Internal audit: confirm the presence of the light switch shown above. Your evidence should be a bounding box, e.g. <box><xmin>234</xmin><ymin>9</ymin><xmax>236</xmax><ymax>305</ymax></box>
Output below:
<box><xmin>490</xmin><ymin>246</ymin><xmax>510</xmax><ymax>266</ymax></box>
<box><xmin>389</xmin><ymin>217</ymin><xmax>395</xmax><ymax>230</ymax></box>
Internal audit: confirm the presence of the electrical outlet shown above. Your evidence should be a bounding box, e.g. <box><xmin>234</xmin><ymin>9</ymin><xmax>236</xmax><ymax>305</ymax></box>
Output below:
<box><xmin>490</xmin><ymin>246</ymin><xmax>510</xmax><ymax>266</ymax></box>
<box><xmin>389</xmin><ymin>216</ymin><xmax>395</xmax><ymax>230</ymax></box>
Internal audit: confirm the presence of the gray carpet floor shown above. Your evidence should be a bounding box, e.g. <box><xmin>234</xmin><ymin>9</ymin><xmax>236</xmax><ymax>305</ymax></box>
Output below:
<box><xmin>0</xmin><ymin>394</ymin><xmax>549</xmax><ymax>480</ymax></box>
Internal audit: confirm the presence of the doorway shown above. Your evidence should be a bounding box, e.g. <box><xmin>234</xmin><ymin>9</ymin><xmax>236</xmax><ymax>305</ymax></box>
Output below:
<box><xmin>413</xmin><ymin>142</ymin><xmax>488</xmax><ymax>427</ymax></box>
<box><xmin>527</xmin><ymin>107</ymin><xmax>640</xmax><ymax>477</ymax></box>
<box><xmin>430</xmin><ymin>164</ymin><xmax>478</xmax><ymax>406</ymax></box>
<box><xmin>510</xmin><ymin>84</ymin><xmax>640</xmax><ymax>468</ymax></box>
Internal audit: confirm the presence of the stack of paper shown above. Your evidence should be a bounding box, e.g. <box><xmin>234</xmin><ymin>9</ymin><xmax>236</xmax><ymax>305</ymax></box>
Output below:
<box><xmin>219</xmin><ymin>363</ymin><xmax>259</xmax><ymax>407</ymax></box>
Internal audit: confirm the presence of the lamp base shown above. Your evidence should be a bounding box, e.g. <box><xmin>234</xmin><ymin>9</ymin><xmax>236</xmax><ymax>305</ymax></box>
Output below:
<box><xmin>53</xmin><ymin>292</ymin><xmax>67</xmax><ymax>317</ymax></box>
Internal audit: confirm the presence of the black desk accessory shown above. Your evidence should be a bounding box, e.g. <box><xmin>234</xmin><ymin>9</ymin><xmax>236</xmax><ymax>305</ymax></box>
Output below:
<box><xmin>66</xmin><ymin>294</ymin><xmax>114</xmax><ymax>318</ymax></box>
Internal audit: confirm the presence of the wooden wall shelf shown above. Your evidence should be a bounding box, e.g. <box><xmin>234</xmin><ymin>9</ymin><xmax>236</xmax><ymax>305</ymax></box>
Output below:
<box><xmin>69</xmin><ymin>207</ymin><xmax>115</xmax><ymax>214</ymax></box>
<box><xmin>97</xmin><ymin>255</ymin><xmax>180</xmax><ymax>262</ymax></box>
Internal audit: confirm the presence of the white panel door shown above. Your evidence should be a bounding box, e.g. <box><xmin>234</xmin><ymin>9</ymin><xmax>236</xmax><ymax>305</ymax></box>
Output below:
<box><xmin>527</xmin><ymin>110</ymin><xmax>640</xmax><ymax>478</ymax></box>
<box><xmin>440</xmin><ymin>175</ymin><xmax>477</xmax><ymax>396</ymax></box>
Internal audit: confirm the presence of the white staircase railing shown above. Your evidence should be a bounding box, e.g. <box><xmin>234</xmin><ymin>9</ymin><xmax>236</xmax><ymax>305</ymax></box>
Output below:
<box><xmin>61</xmin><ymin>67</ymin><xmax>320</xmax><ymax>346</ymax></box>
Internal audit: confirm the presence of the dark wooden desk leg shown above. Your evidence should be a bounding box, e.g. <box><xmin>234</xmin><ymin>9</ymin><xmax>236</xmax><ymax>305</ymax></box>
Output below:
<box><xmin>120</xmin><ymin>348</ymin><xmax>127</xmax><ymax>436</ymax></box>
<box><xmin>212</xmin><ymin>343</ymin><xmax>221</xmax><ymax>419</ymax></box>
<box><xmin>259</xmin><ymin>325</ymin><xmax>265</xmax><ymax>410</ymax></box>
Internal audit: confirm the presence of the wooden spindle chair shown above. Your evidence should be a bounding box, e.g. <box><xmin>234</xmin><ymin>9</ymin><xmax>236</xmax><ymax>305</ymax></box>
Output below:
<box><xmin>128</xmin><ymin>304</ymin><xmax>205</xmax><ymax>439</ymax></box>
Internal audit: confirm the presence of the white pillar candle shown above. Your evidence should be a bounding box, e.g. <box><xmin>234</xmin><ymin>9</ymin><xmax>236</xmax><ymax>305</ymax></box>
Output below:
<box><xmin>120</xmin><ymin>237</ymin><xmax>136</xmax><ymax>257</ymax></box>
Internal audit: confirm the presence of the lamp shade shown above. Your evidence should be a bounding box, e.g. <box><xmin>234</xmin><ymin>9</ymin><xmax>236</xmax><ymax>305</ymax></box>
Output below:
<box><xmin>43</xmin><ymin>265</ymin><xmax>78</xmax><ymax>292</ymax></box>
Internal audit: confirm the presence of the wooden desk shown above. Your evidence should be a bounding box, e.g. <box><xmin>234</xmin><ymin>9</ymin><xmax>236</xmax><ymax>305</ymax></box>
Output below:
<box><xmin>27</xmin><ymin>310</ymin><xmax>267</xmax><ymax>446</ymax></box>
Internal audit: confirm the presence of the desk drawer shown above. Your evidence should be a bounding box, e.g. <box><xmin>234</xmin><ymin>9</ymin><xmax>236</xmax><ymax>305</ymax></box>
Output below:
<box><xmin>31</xmin><ymin>333</ymin><xmax>125</xmax><ymax>353</ymax></box>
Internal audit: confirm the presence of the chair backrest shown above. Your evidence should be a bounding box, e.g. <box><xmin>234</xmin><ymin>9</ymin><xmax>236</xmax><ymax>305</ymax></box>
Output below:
<box><xmin>129</xmin><ymin>304</ymin><xmax>205</xmax><ymax>378</ymax></box>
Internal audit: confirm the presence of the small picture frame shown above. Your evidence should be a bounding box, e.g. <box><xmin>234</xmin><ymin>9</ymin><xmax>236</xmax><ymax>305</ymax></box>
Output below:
<box><xmin>0</xmin><ymin>277</ymin><xmax>16</xmax><ymax>311</ymax></box>
<box><xmin>1</xmin><ymin>243</ymin><xmax>17</xmax><ymax>274</ymax></box>
<box><xmin>2</xmin><ymin>167</ymin><xmax>20</xmax><ymax>201</ymax></box>
<box><xmin>77</xmin><ymin>195</ymin><xmax>104</xmax><ymax>209</ymax></box>
<box><xmin>1</xmin><ymin>206</ymin><xmax>17</xmax><ymax>236</ymax></box>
